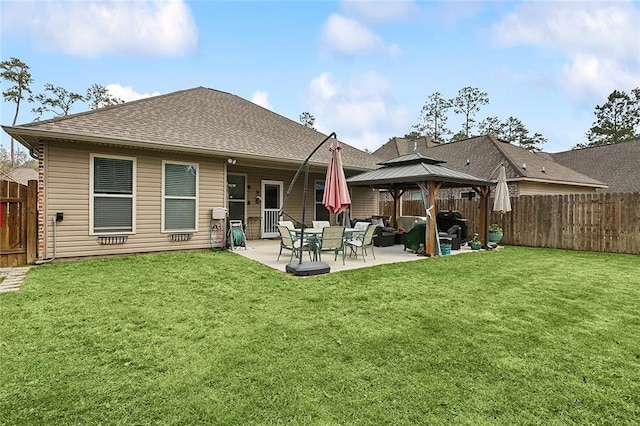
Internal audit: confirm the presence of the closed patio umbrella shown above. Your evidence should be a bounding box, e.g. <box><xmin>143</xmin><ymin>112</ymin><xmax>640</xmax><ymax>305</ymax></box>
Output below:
<box><xmin>493</xmin><ymin>164</ymin><xmax>512</xmax><ymax>213</ymax></box>
<box><xmin>322</xmin><ymin>138</ymin><xmax>351</xmax><ymax>214</ymax></box>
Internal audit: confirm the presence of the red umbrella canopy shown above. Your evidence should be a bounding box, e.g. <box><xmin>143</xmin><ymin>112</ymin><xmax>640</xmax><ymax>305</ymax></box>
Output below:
<box><xmin>322</xmin><ymin>138</ymin><xmax>351</xmax><ymax>214</ymax></box>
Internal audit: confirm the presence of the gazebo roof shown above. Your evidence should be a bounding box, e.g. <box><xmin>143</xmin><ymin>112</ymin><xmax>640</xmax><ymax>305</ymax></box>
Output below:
<box><xmin>347</xmin><ymin>152</ymin><xmax>492</xmax><ymax>189</ymax></box>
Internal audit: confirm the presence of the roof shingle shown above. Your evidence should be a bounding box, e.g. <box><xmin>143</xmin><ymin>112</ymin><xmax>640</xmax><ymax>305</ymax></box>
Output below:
<box><xmin>550</xmin><ymin>139</ymin><xmax>640</xmax><ymax>193</ymax></box>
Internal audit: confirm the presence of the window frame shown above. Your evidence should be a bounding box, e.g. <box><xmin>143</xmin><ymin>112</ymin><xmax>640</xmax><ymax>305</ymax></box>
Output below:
<box><xmin>89</xmin><ymin>153</ymin><xmax>137</xmax><ymax>236</ymax></box>
<box><xmin>161</xmin><ymin>160</ymin><xmax>199</xmax><ymax>233</ymax></box>
<box><xmin>314</xmin><ymin>179</ymin><xmax>330</xmax><ymax>221</ymax></box>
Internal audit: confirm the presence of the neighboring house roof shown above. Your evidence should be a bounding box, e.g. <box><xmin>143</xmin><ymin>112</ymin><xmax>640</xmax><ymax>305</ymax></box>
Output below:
<box><xmin>372</xmin><ymin>136</ymin><xmax>440</xmax><ymax>161</ymax></box>
<box><xmin>548</xmin><ymin>139</ymin><xmax>640</xmax><ymax>193</ymax></box>
<box><xmin>386</xmin><ymin>135</ymin><xmax>606</xmax><ymax>188</ymax></box>
<box><xmin>347</xmin><ymin>152</ymin><xmax>492</xmax><ymax>189</ymax></box>
<box><xmin>1</xmin><ymin>168</ymin><xmax>38</xmax><ymax>185</ymax></box>
<box><xmin>2</xmin><ymin>86</ymin><xmax>378</xmax><ymax>172</ymax></box>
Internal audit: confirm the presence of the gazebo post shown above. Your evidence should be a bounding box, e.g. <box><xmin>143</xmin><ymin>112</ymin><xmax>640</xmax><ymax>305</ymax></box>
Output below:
<box><xmin>426</xmin><ymin>181</ymin><xmax>441</xmax><ymax>256</ymax></box>
<box><xmin>392</xmin><ymin>187</ymin><xmax>404</xmax><ymax>229</ymax></box>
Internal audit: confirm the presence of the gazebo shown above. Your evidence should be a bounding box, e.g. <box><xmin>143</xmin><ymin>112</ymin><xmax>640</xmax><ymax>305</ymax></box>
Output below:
<box><xmin>347</xmin><ymin>153</ymin><xmax>493</xmax><ymax>256</ymax></box>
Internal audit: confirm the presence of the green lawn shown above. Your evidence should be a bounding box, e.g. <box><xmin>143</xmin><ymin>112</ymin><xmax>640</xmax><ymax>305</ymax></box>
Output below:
<box><xmin>1</xmin><ymin>247</ymin><xmax>639</xmax><ymax>424</ymax></box>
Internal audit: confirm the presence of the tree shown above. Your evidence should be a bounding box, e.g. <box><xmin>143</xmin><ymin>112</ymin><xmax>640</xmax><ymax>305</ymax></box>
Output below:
<box><xmin>86</xmin><ymin>84</ymin><xmax>124</xmax><ymax>110</ymax></box>
<box><xmin>403</xmin><ymin>131</ymin><xmax>421</xmax><ymax>140</ymax></box>
<box><xmin>1</xmin><ymin>145</ymin><xmax>37</xmax><ymax>174</ymax></box>
<box><xmin>452</xmin><ymin>86</ymin><xmax>489</xmax><ymax>138</ymax></box>
<box><xmin>450</xmin><ymin>130</ymin><xmax>469</xmax><ymax>142</ymax></box>
<box><xmin>584</xmin><ymin>88</ymin><xmax>639</xmax><ymax>146</ymax></box>
<box><xmin>501</xmin><ymin>117</ymin><xmax>547</xmax><ymax>152</ymax></box>
<box><xmin>477</xmin><ymin>116</ymin><xmax>504</xmax><ymax>137</ymax></box>
<box><xmin>414</xmin><ymin>92</ymin><xmax>451</xmax><ymax>142</ymax></box>
<box><xmin>30</xmin><ymin>83</ymin><xmax>85</xmax><ymax>119</ymax></box>
<box><xmin>1</xmin><ymin>57</ymin><xmax>34</xmax><ymax>166</ymax></box>
<box><xmin>478</xmin><ymin>116</ymin><xmax>547</xmax><ymax>152</ymax></box>
<box><xmin>299</xmin><ymin>111</ymin><xmax>315</xmax><ymax>129</ymax></box>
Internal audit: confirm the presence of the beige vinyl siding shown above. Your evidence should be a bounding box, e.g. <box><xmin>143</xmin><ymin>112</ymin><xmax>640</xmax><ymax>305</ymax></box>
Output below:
<box><xmin>349</xmin><ymin>186</ymin><xmax>379</xmax><ymax>219</ymax></box>
<box><xmin>43</xmin><ymin>141</ymin><xmax>225</xmax><ymax>259</ymax></box>
<box><xmin>41</xmin><ymin>141</ymin><xmax>380</xmax><ymax>258</ymax></box>
<box><xmin>518</xmin><ymin>181</ymin><xmax>598</xmax><ymax>196</ymax></box>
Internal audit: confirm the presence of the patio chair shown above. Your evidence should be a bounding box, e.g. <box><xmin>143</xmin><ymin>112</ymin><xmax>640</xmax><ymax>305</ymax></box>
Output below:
<box><xmin>277</xmin><ymin>220</ymin><xmax>296</xmax><ymax>230</ymax></box>
<box><xmin>317</xmin><ymin>226</ymin><xmax>346</xmax><ymax>265</ymax></box>
<box><xmin>345</xmin><ymin>223</ymin><xmax>377</xmax><ymax>262</ymax></box>
<box><xmin>312</xmin><ymin>220</ymin><xmax>331</xmax><ymax>229</ymax></box>
<box><xmin>438</xmin><ymin>225</ymin><xmax>461</xmax><ymax>250</ymax></box>
<box><xmin>277</xmin><ymin>225</ymin><xmax>311</xmax><ymax>262</ymax></box>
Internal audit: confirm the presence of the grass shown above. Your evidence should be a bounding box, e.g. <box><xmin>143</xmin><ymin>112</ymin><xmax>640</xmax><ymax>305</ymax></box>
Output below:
<box><xmin>1</xmin><ymin>247</ymin><xmax>639</xmax><ymax>424</ymax></box>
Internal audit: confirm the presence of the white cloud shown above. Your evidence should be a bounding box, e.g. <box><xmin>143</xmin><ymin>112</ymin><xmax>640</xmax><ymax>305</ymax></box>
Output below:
<box><xmin>309</xmin><ymin>73</ymin><xmax>338</xmax><ymax>102</ymax></box>
<box><xmin>321</xmin><ymin>13</ymin><xmax>400</xmax><ymax>56</ymax></box>
<box><xmin>105</xmin><ymin>84</ymin><xmax>161</xmax><ymax>102</ymax></box>
<box><xmin>1</xmin><ymin>0</ymin><xmax>198</xmax><ymax>57</ymax></box>
<box><xmin>306</xmin><ymin>71</ymin><xmax>411</xmax><ymax>152</ymax></box>
<box><xmin>251</xmin><ymin>91</ymin><xmax>272</xmax><ymax>110</ymax></box>
<box><xmin>340</xmin><ymin>0</ymin><xmax>419</xmax><ymax>23</ymax></box>
<box><xmin>492</xmin><ymin>1</ymin><xmax>640</xmax><ymax>97</ymax></box>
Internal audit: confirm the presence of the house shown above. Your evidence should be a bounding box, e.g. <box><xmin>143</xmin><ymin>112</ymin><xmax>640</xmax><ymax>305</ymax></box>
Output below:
<box><xmin>2</xmin><ymin>87</ymin><xmax>380</xmax><ymax>261</ymax></box>
<box><xmin>545</xmin><ymin>139</ymin><xmax>640</xmax><ymax>194</ymax></box>
<box><xmin>374</xmin><ymin>135</ymin><xmax>607</xmax><ymax>199</ymax></box>
<box><xmin>0</xmin><ymin>168</ymin><xmax>38</xmax><ymax>186</ymax></box>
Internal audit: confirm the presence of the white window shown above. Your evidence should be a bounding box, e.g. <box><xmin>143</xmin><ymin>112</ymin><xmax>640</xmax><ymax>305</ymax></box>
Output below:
<box><xmin>162</xmin><ymin>161</ymin><xmax>198</xmax><ymax>232</ymax></box>
<box><xmin>90</xmin><ymin>154</ymin><xmax>136</xmax><ymax>235</ymax></box>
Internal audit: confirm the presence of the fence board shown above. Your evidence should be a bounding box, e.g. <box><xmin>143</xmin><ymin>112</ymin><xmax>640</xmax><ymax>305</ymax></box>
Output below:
<box><xmin>1</xmin><ymin>180</ymin><xmax>37</xmax><ymax>266</ymax></box>
<box><xmin>380</xmin><ymin>192</ymin><xmax>640</xmax><ymax>254</ymax></box>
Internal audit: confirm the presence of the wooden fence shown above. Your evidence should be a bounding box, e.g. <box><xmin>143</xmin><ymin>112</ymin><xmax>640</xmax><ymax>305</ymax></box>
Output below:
<box><xmin>1</xmin><ymin>180</ymin><xmax>37</xmax><ymax>266</ymax></box>
<box><xmin>380</xmin><ymin>192</ymin><xmax>640</xmax><ymax>254</ymax></box>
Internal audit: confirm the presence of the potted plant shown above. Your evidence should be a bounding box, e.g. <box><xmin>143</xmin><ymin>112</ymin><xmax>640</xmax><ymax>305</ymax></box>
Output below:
<box><xmin>440</xmin><ymin>241</ymin><xmax>451</xmax><ymax>256</ymax></box>
<box><xmin>470</xmin><ymin>233</ymin><xmax>482</xmax><ymax>250</ymax></box>
<box><xmin>488</xmin><ymin>224</ymin><xmax>503</xmax><ymax>243</ymax></box>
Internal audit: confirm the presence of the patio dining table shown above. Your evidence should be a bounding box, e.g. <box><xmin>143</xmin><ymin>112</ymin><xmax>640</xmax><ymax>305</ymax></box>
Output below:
<box><xmin>292</xmin><ymin>227</ymin><xmax>365</xmax><ymax>261</ymax></box>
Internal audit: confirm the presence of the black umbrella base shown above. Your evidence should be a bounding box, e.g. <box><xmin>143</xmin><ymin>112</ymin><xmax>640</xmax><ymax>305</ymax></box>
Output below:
<box><xmin>286</xmin><ymin>261</ymin><xmax>330</xmax><ymax>276</ymax></box>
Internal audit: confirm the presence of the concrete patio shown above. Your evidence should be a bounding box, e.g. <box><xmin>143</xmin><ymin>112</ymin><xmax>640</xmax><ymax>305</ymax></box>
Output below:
<box><xmin>231</xmin><ymin>238</ymin><xmax>478</xmax><ymax>274</ymax></box>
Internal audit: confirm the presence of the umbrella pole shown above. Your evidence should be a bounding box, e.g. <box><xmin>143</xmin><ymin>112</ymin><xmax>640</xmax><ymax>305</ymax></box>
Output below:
<box><xmin>298</xmin><ymin>162</ymin><xmax>309</xmax><ymax>265</ymax></box>
<box><xmin>280</xmin><ymin>132</ymin><xmax>337</xmax><ymax>220</ymax></box>
<box><xmin>283</xmin><ymin>133</ymin><xmax>337</xmax><ymax>276</ymax></box>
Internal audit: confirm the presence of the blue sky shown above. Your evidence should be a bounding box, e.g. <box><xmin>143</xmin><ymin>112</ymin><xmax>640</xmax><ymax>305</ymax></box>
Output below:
<box><xmin>2</xmin><ymin>0</ymin><xmax>639</xmax><ymax>154</ymax></box>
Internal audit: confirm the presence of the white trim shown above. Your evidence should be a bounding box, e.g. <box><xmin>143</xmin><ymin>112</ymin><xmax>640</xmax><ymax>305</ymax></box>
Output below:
<box><xmin>261</xmin><ymin>180</ymin><xmax>283</xmax><ymax>238</ymax></box>
<box><xmin>89</xmin><ymin>153</ymin><xmax>137</xmax><ymax>236</ymax></box>
<box><xmin>161</xmin><ymin>160</ymin><xmax>199</xmax><ymax>233</ymax></box>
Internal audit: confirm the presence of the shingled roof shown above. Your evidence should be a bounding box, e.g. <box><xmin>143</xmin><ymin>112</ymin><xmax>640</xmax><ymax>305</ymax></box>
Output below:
<box><xmin>372</xmin><ymin>136</ymin><xmax>440</xmax><ymax>161</ymax></box>
<box><xmin>549</xmin><ymin>139</ymin><xmax>640</xmax><ymax>193</ymax></box>
<box><xmin>2</xmin><ymin>86</ymin><xmax>378</xmax><ymax>171</ymax></box>
<box><xmin>347</xmin><ymin>152</ymin><xmax>491</xmax><ymax>189</ymax></box>
<box><xmin>393</xmin><ymin>135</ymin><xmax>606</xmax><ymax>188</ymax></box>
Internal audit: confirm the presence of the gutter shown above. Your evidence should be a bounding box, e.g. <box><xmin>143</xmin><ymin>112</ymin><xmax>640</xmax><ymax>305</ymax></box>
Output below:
<box><xmin>1</xmin><ymin>125</ymin><xmax>375</xmax><ymax>172</ymax></box>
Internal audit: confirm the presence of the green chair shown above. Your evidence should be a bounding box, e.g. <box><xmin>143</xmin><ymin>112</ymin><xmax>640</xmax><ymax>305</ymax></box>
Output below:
<box><xmin>317</xmin><ymin>226</ymin><xmax>345</xmax><ymax>265</ymax></box>
<box><xmin>345</xmin><ymin>224</ymin><xmax>377</xmax><ymax>262</ymax></box>
<box><xmin>402</xmin><ymin>221</ymin><xmax>427</xmax><ymax>251</ymax></box>
<box><xmin>277</xmin><ymin>225</ymin><xmax>310</xmax><ymax>262</ymax></box>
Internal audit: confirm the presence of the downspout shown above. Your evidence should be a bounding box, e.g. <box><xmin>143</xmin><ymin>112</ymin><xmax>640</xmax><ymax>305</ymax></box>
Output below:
<box><xmin>35</xmin><ymin>216</ymin><xmax>58</xmax><ymax>265</ymax></box>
